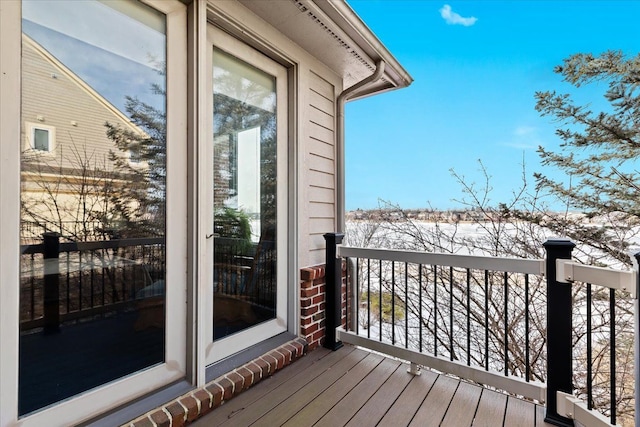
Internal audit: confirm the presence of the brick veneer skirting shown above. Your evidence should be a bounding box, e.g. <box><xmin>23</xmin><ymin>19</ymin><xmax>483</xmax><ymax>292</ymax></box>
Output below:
<box><xmin>124</xmin><ymin>337</ymin><xmax>308</xmax><ymax>427</ymax></box>
<box><xmin>300</xmin><ymin>262</ymin><xmax>347</xmax><ymax>351</ymax></box>
<box><xmin>300</xmin><ymin>264</ymin><xmax>327</xmax><ymax>351</ymax></box>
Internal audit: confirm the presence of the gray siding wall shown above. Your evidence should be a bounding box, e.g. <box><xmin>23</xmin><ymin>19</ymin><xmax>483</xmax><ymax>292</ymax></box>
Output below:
<box><xmin>305</xmin><ymin>70</ymin><xmax>336</xmax><ymax>266</ymax></box>
<box><xmin>21</xmin><ymin>38</ymin><xmax>137</xmax><ymax>173</ymax></box>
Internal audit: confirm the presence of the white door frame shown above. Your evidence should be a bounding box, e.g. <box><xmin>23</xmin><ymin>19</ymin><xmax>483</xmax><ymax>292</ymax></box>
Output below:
<box><xmin>203</xmin><ymin>25</ymin><xmax>289</xmax><ymax>364</ymax></box>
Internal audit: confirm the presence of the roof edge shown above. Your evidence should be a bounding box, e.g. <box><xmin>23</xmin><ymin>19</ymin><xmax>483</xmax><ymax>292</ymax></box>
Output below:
<box><xmin>313</xmin><ymin>0</ymin><xmax>414</xmax><ymax>91</ymax></box>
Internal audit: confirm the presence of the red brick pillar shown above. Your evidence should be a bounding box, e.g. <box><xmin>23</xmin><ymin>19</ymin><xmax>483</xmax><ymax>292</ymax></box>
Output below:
<box><xmin>300</xmin><ymin>265</ymin><xmax>326</xmax><ymax>351</ymax></box>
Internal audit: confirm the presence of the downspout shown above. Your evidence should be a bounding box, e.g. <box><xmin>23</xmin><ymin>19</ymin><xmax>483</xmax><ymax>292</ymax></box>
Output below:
<box><xmin>336</xmin><ymin>60</ymin><xmax>386</xmax><ymax>233</ymax></box>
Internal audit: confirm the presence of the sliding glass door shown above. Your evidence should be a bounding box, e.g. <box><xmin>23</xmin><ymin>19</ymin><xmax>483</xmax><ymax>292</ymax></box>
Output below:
<box><xmin>12</xmin><ymin>0</ymin><xmax>187</xmax><ymax>423</ymax></box>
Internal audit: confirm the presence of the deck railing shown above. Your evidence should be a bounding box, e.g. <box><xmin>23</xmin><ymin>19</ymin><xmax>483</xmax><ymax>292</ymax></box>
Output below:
<box><xmin>324</xmin><ymin>233</ymin><xmax>637</xmax><ymax>427</ymax></box>
<box><xmin>20</xmin><ymin>233</ymin><xmax>165</xmax><ymax>332</ymax></box>
<box><xmin>20</xmin><ymin>233</ymin><xmax>275</xmax><ymax>333</ymax></box>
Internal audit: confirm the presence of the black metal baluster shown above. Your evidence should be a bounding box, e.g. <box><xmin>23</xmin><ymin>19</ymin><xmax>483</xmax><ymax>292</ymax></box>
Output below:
<box><xmin>391</xmin><ymin>261</ymin><xmax>395</xmax><ymax>345</ymax></box>
<box><xmin>485</xmin><ymin>270</ymin><xmax>489</xmax><ymax>371</ymax></box>
<box><xmin>122</xmin><ymin>249</ymin><xmax>126</xmax><ymax>301</ymax></box>
<box><xmin>379</xmin><ymin>259</ymin><xmax>383</xmax><ymax>342</ymax></box>
<box><xmin>466</xmin><ymin>268</ymin><xmax>471</xmax><ymax>366</ymax></box>
<box><xmin>367</xmin><ymin>258</ymin><xmax>371</xmax><ymax>339</ymax></box>
<box><xmin>405</xmin><ymin>262</ymin><xmax>409</xmax><ymax>349</ymax></box>
<box><xmin>449</xmin><ymin>266</ymin><xmax>453</xmax><ymax>361</ymax></box>
<box><xmin>355</xmin><ymin>258</ymin><xmax>360</xmax><ymax>334</ymax></box>
<box><xmin>610</xmin><ymin>288</ymin><xmax>616</xmax><ymax>425</ymax></box>
<box><xmin>525</xmin><ymin>274</ymin><xmax>530</xmax><ymax>382</ymax></box>
<box><xmin>30</xmin><ymin>253</ymin><xmax>35</xmax><ymax>320</ymax></box>
<box><xmin>101</xmin><ymin>248</ymin><xmax>106</xmax><ymax>307</ymax></box>
<box><xmin>419</xmin><ymin>264</ymin><xmax>423</xmax><ymax>353</ymax></box>
<box><xmin>66</xmin><ymin>253</ymin><xmax>70</xmax><ymax>313</ymax></box>
<box><xmin>586</xmin><ymin>283</ymin><xmax>592</xmax><ymax>410</ymax></box>
<box><xmin>504</xmin><ymin>271</ymin><xmax>508</xmax><ymax>376</ymax></box>
<box><xmin>345</xmin><ymin>257</ymin><xmax>349</xmax><ymax>332</ymax></box>
<box><xmin>111</xmin><ymin>246</ymin><xmax>117</xmax><ymax>304</ymax></box>
<box><xmin>434</xmin><ymin>264</ymin><xmax>438</xmax><ymax>357</ymax></box>
<box><xmin>78</xmin><ymin>251</ymin><xmax>83</xmax><ymax>310</ymax></box>
<box><xmin>90</xmin><ymin>250</ymin><xmax>95</xmax><ymax>308</ymax></box>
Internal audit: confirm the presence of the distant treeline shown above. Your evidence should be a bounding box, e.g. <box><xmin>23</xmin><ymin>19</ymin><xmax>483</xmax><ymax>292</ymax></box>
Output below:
<box><xmin>346</xmin><ymin>208</ymin><xmax>597</xmax><ymax>224</ymax></box>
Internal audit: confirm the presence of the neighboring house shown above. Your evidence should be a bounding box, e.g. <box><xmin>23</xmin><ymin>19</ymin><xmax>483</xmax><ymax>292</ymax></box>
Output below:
<box><xmin>20</xmin><ymin>34</ymin><xmax>148</xmax><ymax>241</ymax></box>
<box><xmin>0</xmin><ymin>1</ymin><xmax>412</xmax><ymax>426</ymax></box>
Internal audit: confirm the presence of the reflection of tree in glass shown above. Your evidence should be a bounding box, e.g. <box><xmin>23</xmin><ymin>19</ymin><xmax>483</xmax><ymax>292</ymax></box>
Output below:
<box><xmin>20</xmin><ymin>59</ymin><xmax>167</xmax><ymax>242</ymax></box>
<box><xmin>105</xmin><ymin>74</ymin><xmax>166</xmax><ymax>238</ymax></box>
<box><xmin>20</xmin><ymin>142</ymin><xmax>129</xmax><ymax>243</ymax></box>
<box><xmin>213</xmin><ymin>62</ymin><xmax>277</xmax><ymax>238</ymax></box>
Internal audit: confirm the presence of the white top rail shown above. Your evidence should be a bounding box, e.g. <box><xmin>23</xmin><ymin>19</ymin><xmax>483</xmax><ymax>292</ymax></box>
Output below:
<box><xmin>556</xmin><ymin>259</ymin><xmax>637</xmax><ymax>298</ymax></box>
<box><xmin>338</xmin><ymin>246</ymin><xmax>546</xmax><ymax>276</ymax></box>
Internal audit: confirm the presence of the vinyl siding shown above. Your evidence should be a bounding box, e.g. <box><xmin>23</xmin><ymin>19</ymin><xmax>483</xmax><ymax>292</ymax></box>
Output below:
<box><xmin>21</xmin><ymin>38</ymin><xmax>138</xmax><ymax>173</ymax></box>
<box><xmin>305</xmin><ymin>71</ymin><xmax>336</xmax><ymax>265</ymax></box>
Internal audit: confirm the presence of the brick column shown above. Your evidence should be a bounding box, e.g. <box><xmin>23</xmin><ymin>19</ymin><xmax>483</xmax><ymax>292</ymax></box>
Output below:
<box><xmin>300</xmin><ymin>265</ymin><xmax>327</xmax><ymax>351</ymax></box>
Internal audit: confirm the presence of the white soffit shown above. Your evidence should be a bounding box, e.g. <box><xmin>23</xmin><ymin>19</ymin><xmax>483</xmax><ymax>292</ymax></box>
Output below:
<box><xmin>238</xmin><ymin>0</ymin><xmax>413</xmax><ymax>100</ymax></box>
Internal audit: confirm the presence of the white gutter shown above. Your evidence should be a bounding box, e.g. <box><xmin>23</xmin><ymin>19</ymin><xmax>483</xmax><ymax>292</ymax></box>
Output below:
<box><xmin>336</xmin><ymin>60</ymin><xmax>385</xmax><ymax>233</ymax></box>
<box><xmin>316</xmin><ymin>1</ymin><xmax>412</xmax><ymax>90</ymax></box>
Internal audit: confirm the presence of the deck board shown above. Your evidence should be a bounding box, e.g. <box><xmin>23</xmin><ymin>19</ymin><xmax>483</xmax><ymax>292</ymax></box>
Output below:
<box><xmin>377</xmin><ymin>369</ymin><xmax>438</xmax><ymax>426</ymax></box>
<box><xmin>504</xmin><ymin>395</ymin><xmax>537</xmax><ymax>427</ymax></box>
<box><xmin>214</xmin><ymin>347</ymin><xmax>366</xmax><ymax>426</ymax></box>
<box><xmin>409</xmin><ymin>374</ymin><xmax>460</xmax><ymax>427</ymax></box>
<box><xmin>344</xmin><ymin>363</ymin><xmax>414</xmax><ymax>427</ymax></box>
<box><xmin>276</xmin><ymin>352</ymin><xmax>384</xmax><ymax>426</ymax></box>
<box><xmin>311</xmin><ymin>358</ymin><xmax>401</xmax><ymax>427</ymax></box>
<box><xmin>440</xmin><ymin>381</ymin><xmax>483</xmax><ymax>427</ymax></box>
<box><xmin>246</xmin><ymin>350</ymin><xmax>375</xmax><ymax>426</ymax></box>
<box><xmin>204</xmin><ymin>347</ymin><xmax>336</xmax><ymax>426</ymax></box>
<box><xmin>191</xmin><ymin>345</ymin><xmax>548</xmax><ymax>427</ymax></box>
<box><xmin>472</xmin><ymin>388</ymin><xmax>508</xmax><ymax>426</ymax></box>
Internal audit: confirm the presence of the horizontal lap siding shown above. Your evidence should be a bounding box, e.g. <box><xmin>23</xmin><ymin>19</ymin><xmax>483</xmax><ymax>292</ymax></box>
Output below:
<box><xmin>22</xmin><ymin>42</ymin><xmax>133</xmax><ymax>172</ymax></box>
<box><xmin>306</xmin><ymin>72</ymin><xmax>336</xmax><ymax>265</ymax></box>
<box><xmin>309</xmin><ymin>121</ymin><xmax>334</xmax><ymax>144</ymax></box>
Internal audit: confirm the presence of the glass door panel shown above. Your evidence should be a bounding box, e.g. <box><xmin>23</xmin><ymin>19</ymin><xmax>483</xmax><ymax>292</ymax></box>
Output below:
<box><xmin>208</xmin><ymin>28</ymin><xmax>287</xmax><ymax>362</ymax></box>
<box><xmin>19</xmin><ymin>0</ymin><xmax>168</xmax><ymax>415</ymax></box>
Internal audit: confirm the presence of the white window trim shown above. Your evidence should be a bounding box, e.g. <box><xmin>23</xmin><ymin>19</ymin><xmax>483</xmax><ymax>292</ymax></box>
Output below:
<box><xmin>1</xmin><ymin>0</ymin><xmax>188</xmax><ymax>425</ymax></box>
<box><xmin>24</xmin><ymin>121</ymin><xmax>56</xmax><ymax>153</ymax></box>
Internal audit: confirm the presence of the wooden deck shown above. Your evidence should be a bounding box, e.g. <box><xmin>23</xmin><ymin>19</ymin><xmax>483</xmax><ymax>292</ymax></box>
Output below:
<box><xmin>192</xmin><ymin>345</ymin><xmax>553</xmax><ymax>427</ymax></box>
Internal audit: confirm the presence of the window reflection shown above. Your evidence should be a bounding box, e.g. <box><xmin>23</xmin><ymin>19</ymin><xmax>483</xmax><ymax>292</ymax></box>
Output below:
<box><xmin>19</xmin><ymin>0</ymin><xmax>167</xmax><ymax>415</ymax></box>
<box><xmin>213</xmin><ymin>48</ymin><xmax>278</xmax><ymax>340</ymax></box>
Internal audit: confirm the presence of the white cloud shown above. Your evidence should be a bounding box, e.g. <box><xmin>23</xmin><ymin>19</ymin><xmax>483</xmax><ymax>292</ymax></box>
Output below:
<box><xmin>503</xmin><ymin>142</ymin><xmax>538</xmax><ymax>150</ymax></box>
<box><xmin>439</xmin><ymin>4</ymin><xmax>478</xmax><ymax>27</ymax></box>
<box><xmin>502</xmin><ymin>126</ymin><xmax>541</xmax><ymax>150</ymax></box>
<box><xmin>514</xmin><ymin>126</ymin><xmax>536</xmax><ymax>136</ymax></box>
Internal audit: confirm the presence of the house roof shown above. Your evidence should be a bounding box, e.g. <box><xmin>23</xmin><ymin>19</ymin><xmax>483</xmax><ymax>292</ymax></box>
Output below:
<box><xmin>238</xmin><ymin>0</ymin><xmax>413</xmax><ymax>100</ymax></box>
<box><xmin>22</xmin><ymin>33</ymin><xmax>144</xmax><ymax>136</ymax></box>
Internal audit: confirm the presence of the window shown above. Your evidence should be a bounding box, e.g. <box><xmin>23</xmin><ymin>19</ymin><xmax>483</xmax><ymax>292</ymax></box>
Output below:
<box><xmin>33</xmin><ymin>128</ymin><xmax>49</xmax><ymax>151</ymax></box>
<box><xmin>25</xmin><ymin>122</ymin><xmax>55</xmax><ymax>152</ymax></box>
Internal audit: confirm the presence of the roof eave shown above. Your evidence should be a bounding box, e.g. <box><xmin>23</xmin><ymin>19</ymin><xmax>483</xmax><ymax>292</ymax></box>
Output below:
<box><xmin>313</xmin><ymin>0</ymin><xmax>414</xmax><ymax>98</ymax></box>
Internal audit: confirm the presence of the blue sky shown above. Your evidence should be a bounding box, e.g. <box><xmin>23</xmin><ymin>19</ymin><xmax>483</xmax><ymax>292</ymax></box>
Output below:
<box><xmin>345</xmin><ymin>1</ymin><xmax>640</xmax><ymax>211</ymax></box>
